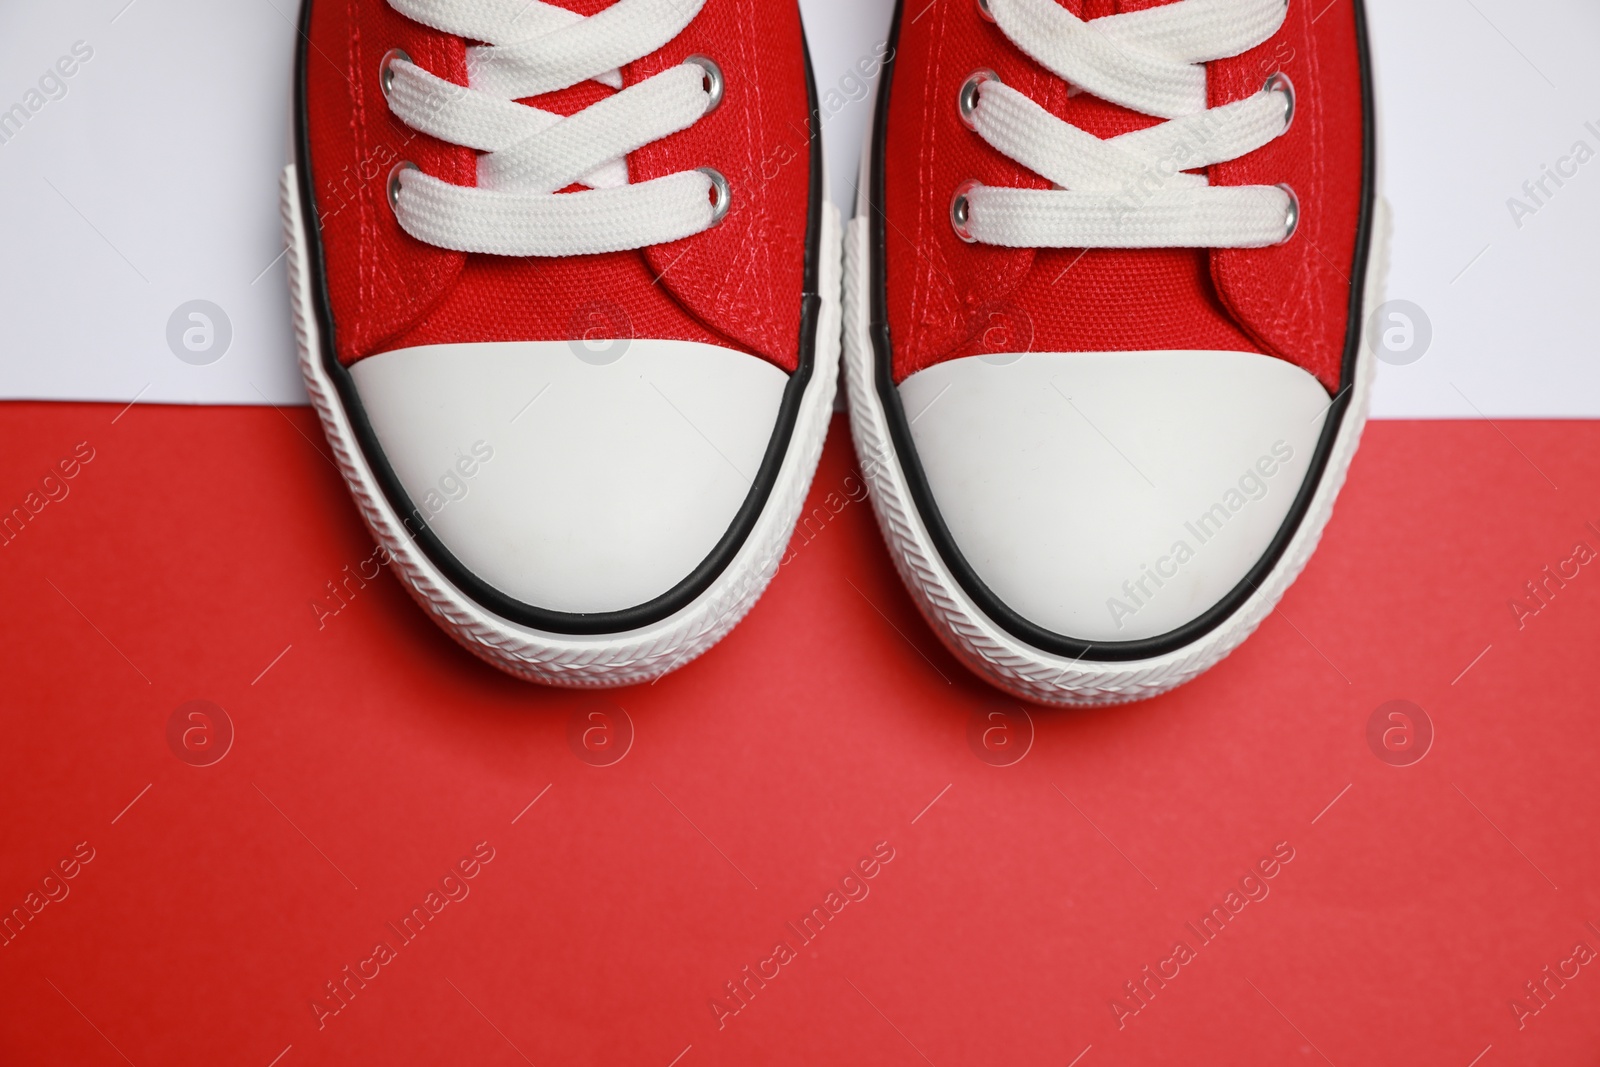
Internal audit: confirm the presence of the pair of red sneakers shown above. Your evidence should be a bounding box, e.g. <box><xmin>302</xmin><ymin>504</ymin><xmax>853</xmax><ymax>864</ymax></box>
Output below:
<box><xmin>284</xmin><ymin>0</ymin><xmax>1383</xmax><ymax>704</ymax></box>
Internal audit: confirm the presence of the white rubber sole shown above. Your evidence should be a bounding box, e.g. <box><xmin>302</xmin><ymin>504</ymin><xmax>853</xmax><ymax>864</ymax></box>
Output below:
<box><xmin>281</xmin><ymin>165</ymin><xmax>841</xmax><ymax>688</ymax></box>
<box><xmin>843</xmin><ymin>171</ymin><xmax>1389</xmax><ymax>706</ymax></box>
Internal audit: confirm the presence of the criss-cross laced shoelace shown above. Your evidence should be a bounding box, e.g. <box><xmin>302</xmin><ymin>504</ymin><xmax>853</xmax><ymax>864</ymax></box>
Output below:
<box><xmin>954</xmin><ymin>0</ymin><xmax>1299</xmax><ymax>249</ymax></box>
<box><xmin>379</xmin><ymin>0</ymin><xmax>728</xmax><ymax>257</ymax></box>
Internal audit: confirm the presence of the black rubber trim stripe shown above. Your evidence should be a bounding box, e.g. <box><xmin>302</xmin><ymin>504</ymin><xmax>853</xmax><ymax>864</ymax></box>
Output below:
<box><xmin>294</xmin><ymin>0</ymin><xmax>824</xmax><ymax>636</ymax></box>
<box><xmin>867</xmin><ymin>0</ymin><xmax>1378</xmax><ymax>663</ymax></box>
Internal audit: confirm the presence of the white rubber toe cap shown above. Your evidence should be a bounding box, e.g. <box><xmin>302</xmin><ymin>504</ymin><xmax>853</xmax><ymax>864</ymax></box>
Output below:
<box><xmin>350</xmin><ymin>339</ymin><xmax>787</xmax><ymax>616</ymax></box>
<box><xmin>899</xmin><ymin>350</ymin><xmax>1333</xmax><ymax>643</ymax></box>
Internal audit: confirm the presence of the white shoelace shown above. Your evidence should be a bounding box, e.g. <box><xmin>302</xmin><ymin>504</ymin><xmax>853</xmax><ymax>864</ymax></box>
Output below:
<box><xmin>956</xmin><ymin>0</ymin><xmax>1298</xmax><ymax>249</ymax></box>
<box><xmin>381</xmin><ymin>0</ymin><xmax>727</xmax><ymax>257</ymax></box>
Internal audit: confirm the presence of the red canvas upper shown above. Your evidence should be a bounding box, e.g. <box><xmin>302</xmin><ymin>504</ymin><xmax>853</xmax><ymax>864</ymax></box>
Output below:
<box><xmin>881</xmin><ymin>0</ymin><xmax>1367</xmax><ymax>393</ymax></box>
<box><xmin>302</xmin><ymin>0</ymin><xmax>814</xmax><ymax>372</ymax></box>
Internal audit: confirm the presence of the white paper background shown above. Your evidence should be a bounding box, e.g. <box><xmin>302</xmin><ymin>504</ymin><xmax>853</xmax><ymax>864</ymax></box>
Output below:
<box><xmin>0</xmin><ymin>0</ymin><xmax>1595</xmax><ymax>417</ymax></box>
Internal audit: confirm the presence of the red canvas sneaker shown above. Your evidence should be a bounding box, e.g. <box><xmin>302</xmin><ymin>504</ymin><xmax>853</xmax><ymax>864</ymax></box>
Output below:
<box><xmin>845</xmin><ymin>0</ymin><xmax>1385</xmax><ymax>704</ymax></box>
<box><xmin>282</xmin><ymin>0</ymin><xmax>840</xmax><ymax>687</ymax></box>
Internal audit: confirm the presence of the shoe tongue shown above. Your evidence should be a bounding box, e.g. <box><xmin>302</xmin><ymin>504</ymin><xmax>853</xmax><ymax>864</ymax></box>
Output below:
<box><xmin>1066</xmin><ymin>0</ymin><xmax>1182</xmax><ymax>14</ymax></box>
<box><xmin>551</xmin><ymin>0</ymin><xmax>613</xmax><ymax>15</ymax></box>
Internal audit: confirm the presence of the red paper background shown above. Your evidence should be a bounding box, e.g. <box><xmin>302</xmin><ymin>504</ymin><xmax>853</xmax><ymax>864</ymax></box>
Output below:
<box><xmin>1</xmin><ymin>404</ymin><xmax>1597</xmax><ymax>1066</ymax></box>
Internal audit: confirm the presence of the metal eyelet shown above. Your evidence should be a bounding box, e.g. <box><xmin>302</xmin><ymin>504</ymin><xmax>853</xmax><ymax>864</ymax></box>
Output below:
<box><xmin>684</xmin><ymin>55</ymin><xmax>725</xmax><ymax>112</ymax></box>
<box><xmin>958</xmin><ymin>70</ymin><xmax>999</xmax><ymax>131</ymax></box>
<box><xmin>1276</xmin><ymin>182</ymin><xmax>1300</xmax><ymax>243</ymax></box>
<box><xmin>380</xmin><ymin>48</ymin><xmax>411</xmax><ymax>99</ymax></box>
<box><xmin>699</xmin><ymin>167</ymin><xmax>732</xmax><ymax>226</ymax></box>
<box><xmin>387</xmin><ymin>160</ymin><xmax>419</xmax><ymax>213</ymax></box>
<box><xmin>1263</xmin><ymin>71</ymin><xmax>1295</xmax><ymax>131</ymax></box>
<box><xmin>977</xmin><ymin>0</ymin><xmax>996</xmax><ymax>22</ymax></box>
<box><xmin>950</xmin><ymin>179</ymin><xmax>981</xmax><ymax>243</ymax></box>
